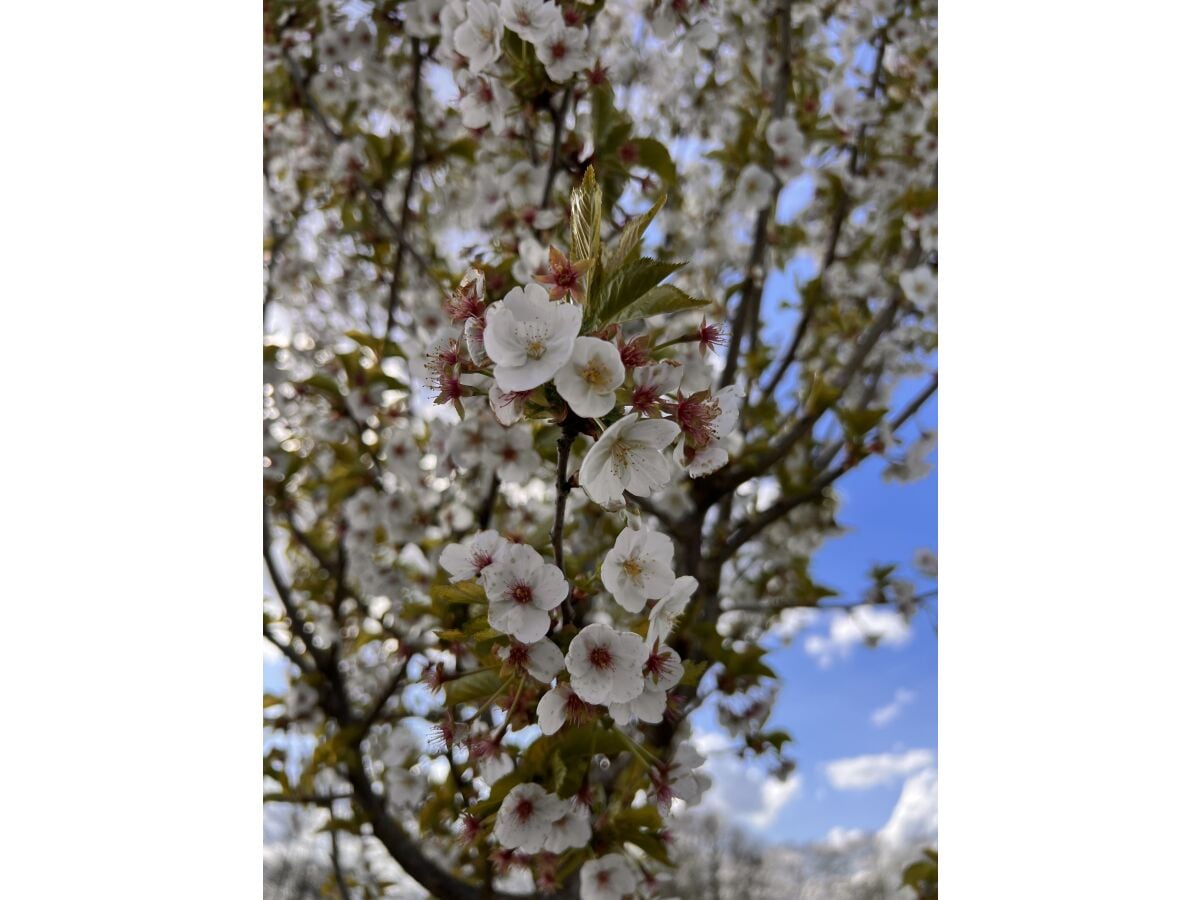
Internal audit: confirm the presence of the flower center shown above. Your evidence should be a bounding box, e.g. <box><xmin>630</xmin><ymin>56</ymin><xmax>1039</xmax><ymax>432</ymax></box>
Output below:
<box><xmin>609</xmin><ymin>437</ymin><xmax>632</xmax><ymax>466</ymax></box>
<box><xmin>580</xmin><ymin>359</ymin><xmax>611</xmax><ymax>387</ymax></box>
<box><xmin>510</xmin><ymin>582</ymin><xmax>534</xmax><ymax>605</ymax></box>
<box><xmin>514</xmin><ymin>798</ymin><xmax>534</xmax><ymax>822</ymax></box>
<box><xmin>588</xmin><ymin>645</ymin><xmax>614</xmax><ymax>671</ymax></box>
<box><xmin>621</xmin><ymin>557</ymin><xmax>644</xmax><ymax>580</ymax></box>
<box><xmin>526</xmin><ymin>339</ymin><xmax>546</xmax><ymax>359</ymax></box>
<box><xmin>471</xmin><ymin>550</ymin><xmax>494</xmax><ymax>571</ymax></box>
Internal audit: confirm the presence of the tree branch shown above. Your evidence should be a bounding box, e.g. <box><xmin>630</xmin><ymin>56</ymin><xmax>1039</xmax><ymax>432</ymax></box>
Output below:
<box><xmin>718</xmin><ymin>0</ymin><xmax>793</xmax><ymax>390</ymax></box>
<box><xmin>757</xmin><ymin>25</ymin><xmax>890</xmax><ymax>401</ymax></box>
<box><xmin>382</xmin><ymin>39</ymin><xmax>426</xmax><ymax>352</ymax></box>
<box><xmin>282</xmin><ymin>52</ymin><xmax>438</xmax><ymax>289</ymax></box>
<box><xmin>716</xmin><ymin>371</ymin><xmax>937</xmax><ymax>560</ymax></box>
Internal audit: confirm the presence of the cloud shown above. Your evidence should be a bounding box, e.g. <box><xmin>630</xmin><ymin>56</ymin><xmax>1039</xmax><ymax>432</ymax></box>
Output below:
<box><xmin>692</xmin><ymin>729</ymin><xmax>803</xmax><ymax>831</ymax></box>
<box><xmin>824</xmin><ymin>749</ymin><xmax>934</xmax><ymax>790</ymax></box>
<box><xmin>803</xmin><ymin>608</ymin><xmax>913</xmax><ymax>668</ymax></box>
<box><xmin>824</xmin><ymin>825</ymin><xmax>868</xmax><ymax>851</ymax></box>
<box><xmin>877</xmin><ymin>767</ymin><xmax>938</xmax><ymax>861</ymax></box>
<box><xmin>746</xmin><ymin>774</ymin><xmax>803</xmax><ymax>829</ymax></box>
<box><xmin>870</xmin><ymin>688</ymin><xmax>916</xmax><ymax>727</ymax></box>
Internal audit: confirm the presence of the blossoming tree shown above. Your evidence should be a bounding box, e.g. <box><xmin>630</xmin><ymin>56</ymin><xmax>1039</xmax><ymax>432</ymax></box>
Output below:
<box><xmin>263</xmin><ymin>0</ymin><xmax>937</xmax><ymax>897</ymax></box>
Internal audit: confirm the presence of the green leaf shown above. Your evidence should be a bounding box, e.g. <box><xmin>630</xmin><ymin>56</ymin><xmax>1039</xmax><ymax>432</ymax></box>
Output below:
<box><xmin>570</xmin><ymin>167</ymin><xmax>603</xmax><ymax>270</ymax></box>
<box><xmin>680</xmin><ymin>660</ymin><xmax>709</xmax><ymax>688</ymax></box>
<box><xmin>629</xmin><ymin>138</ymin><xmax>677</xmax><ymax>185</ymax></box>
<box><xmin>622</xmin><ymin>829</ymin><xmax>673</xmax><ymax>865</ymax></box>
<box><xmin>611</xmin><ymin>284</ymin><xmax>708</xmax><ymax>325</ymax></box>
<box><xmin>836</xmin><ymin>406</ymin><xmax>888</xmax><ymax>439</ymax></box>
<box><xmin>442</xmin><ymin>669</ymin><xmax>504</xmax><ymax>708</ymax></box>
<box><xmin>588</xmin><ymin>258</ymin><xmax>686</xmax><ymax>329</ymax></box>
<box><xmin>429</xmin><ymin>582</ymin><xmax>486</xmax><ymax>605</ymax></box>
<box><xmin>602</xmin><ymin>195</ymin><xmax>666</xmax><ymax>272</ymax></box>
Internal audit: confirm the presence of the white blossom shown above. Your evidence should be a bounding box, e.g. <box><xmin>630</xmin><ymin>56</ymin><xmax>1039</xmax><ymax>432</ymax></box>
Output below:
<box><xmin>460</xmin><ymin>75</ymin><xmax>513</xmax><ymax>133</ymax></box>
<box><xmin>500</xmin><ymin>0</ymin><xmax>559</xmax><ymax>44</ymax></box>
<box><xmin>664</xmin><ymin>742</ymin><xmax>712</xmax><ymax>806</ymax></box>
<box><xmin>554</xmin><ymin>336</ymin><xmax>626</xmax><ymax>417</ymax></box>
<box><xmin>498</xmin><ymin>638</ymin><xmax>565</xmax><ymax>683</ymax></box>
<box><xmin>731</xmin><ymin>164</ymin><xmax>774</xmax><ymax>213</ymax></box>
<box><xmin>536</xmin><ymin>682</ymin><xmax>582</xmax><ymax>735</ymax></box>
<box><xmin>453</xmin><ymin>0</ymin><xmax>503</xmax><ymax>74</ymax></box>
<box><xmin>600</xmin><ymin>527</ymin><xmax>675</xmax><ymax>613</ymax></box>
<box><xmin>673</xmin><ymin>384</ymin><xmax>744</xmax><ymax>477</ymax></box>
<box><xmin>579</xmin><ymin>413</ymin><xmax>681</xmax><ymax>507</ymax></box>
<box><xmin>439</xmin><ymin>530</ymin><xmax>507</xmax><ymax>582</ymax></box>
<box><xmin>899</xmin><ymin>265</ymin><xmax>937</xmax><ymax>311</ymax></box>
<box><xmin>535</xmin><ymin>22</ymin><xmax>590</xmax><ymax>83</ymax></box>
<box><xmin>565</xmin><ymin>623</ymin><xmax>648</xmax><ymax>705</ymax></box>
<box><xmin>543</xmin><ymin>802</ymin><xmax>591</xmax><ymax>852</ymax></box>
<box><xmin>483</xmin><ymin>283</ymin><xmax>582</xmax><ymax>392</ymax></box>
<box><xmin>488</xmin><ymin>385</ymin><xmax>530</xmax><ymax>426</ymax></box>
<box><xmin>580</xmin><ymin>854</ymin><xmax>638</xmax><ymax>900</ymax></box>
<box><xmin>492</xmin><ymin>424</ymin><xmax>541</xmax><ymax>482</ymax></box>
<box><xmin>494</xmin><ymin>782</ymin><xmax>567</xmax><ymax>852</ymax></box>
<box><xmin>647</xmin><ymin>576</ymin><xmax>698</xmax><ymax>647</ymax></box>
<box><xmin>481</xmin><ymin>543</ymin><xmax>568</xmax><ymax>642</ymax></box>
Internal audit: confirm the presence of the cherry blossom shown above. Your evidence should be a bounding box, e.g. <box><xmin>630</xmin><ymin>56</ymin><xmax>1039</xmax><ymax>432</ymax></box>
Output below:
<box><xmin>483</xmin><ymin>283</ymin><xmax>582</xmax><ymax>392</ymax></box>
<box><xmin>647</xmin><ymin>576</ymin><xmax>698</xmax><ymax>647</ymax></box>
<box><xmin>553</xmin><ymin>336</ymin><xmax>626</xmax><ymax>417</ymax></box>
<box><xmin>499</xmin><ymin>0</ymin><xmax>559</xmax><ymax>44</ymax></box>
<box><xmin>580</xmin><ymin>854</ymin><xmax>638</xmax><ymax>900</ymax></box>
<box><xmin>536</xmin><ymin>682</ymin><xmax>587</xmax><ymax>735</ymax></box>
<box><xmin>732</xmin><ymin>164</ymin><xmax>775</xmax><ymax>213</ymax></box>
<box><xmin>542</xmin><ymin>802</ymin><xmax>591</xmax><ymax>853</ymax></box>
<box><xmin>579</xmin><ymin>413</ymin><xmax>681</xmax><ymax>507</ymax></box>
<box><xmin>565</xmin><ymin>623</ymin><xmax>649</xmax><ymax>705</ymax></box>
<box><xmin>494</xmin><ymin>782</ymin><xmax>567</xmax><ymax>853</ymax></box>
<box><xmin>439</xmin><ymin>530</ymin><xmax>507</xmax><ymax>582</ymax></box>
<box><xmin>900</xmin><ymin>265</ymin><xmax>938</xmax><ymax>311</ymax></box>
<box><xmin>600</xmin><ymin>526</ymin><xmax>676</xmax><ymax>613</ymax></box>
<box><xmin>453</xmin><ymin>0</ymin><xmax>504</xmax><ymax>74</ymax></box>
<box><xmin>535</xmin><ymin>21</ymin><xmax>589</xmax><ymax>83</ymax></box>
<box><xmin>481</xmin><ymin>543</ymin><xmax>568</xmax><ymax>642</ymax></box>
<box><xmin>497</xmin><ymin>637</ymin><xmax>565</xmax><ymax>683</ymax></box>
<box><xmin>670</xmin><ymin>384</ymin><xmax>744</xmax><ymax>477</ymax></box>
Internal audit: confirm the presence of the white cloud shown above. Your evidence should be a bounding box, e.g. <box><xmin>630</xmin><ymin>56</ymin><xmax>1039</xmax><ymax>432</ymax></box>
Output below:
<box><xmin>693</xmin><ymin>729</ymin><xmax>803</xmax><ymax>831</ymax></box>
<box><xmin>747</xmin><ymin>774</ymin><xmax>803</xmax><ymax>829</ymax></box>
<box><xmin>769</xmin><ymin>607</ymin><xmax>820</xmax><ymax>642</ymax></box>
<box><xmin>824</xmin><ymin>825</ymin><xmax>868</xmax><ymax>851</ymax></box>
<box><xmin>824</xmin><ymin>749</ymin><xmax>934</xmax><ymax>790</ymax></box>
<box><xmin>870</xmin><ymin>688</ymin><xmax>916</xmax><ymax>727</ymax></box>
<box><xmin>803</xmin><ymin>608</ymin><xmax>913</xmax><ymax>668</ymax></box>
<box><xmin>877</xmin><ymin>767</ymin><xmax>938</xmax><ymax>861</ymax></box>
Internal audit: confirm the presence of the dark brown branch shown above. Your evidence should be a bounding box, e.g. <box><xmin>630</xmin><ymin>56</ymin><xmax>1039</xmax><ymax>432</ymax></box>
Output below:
<box><xmin>330</xmin><ymin>829</ymin><xmax>352</xmax><ymax>900</ymax></box>
<box><xmin>282</xmin><ymin>52</ymin><xmax>438</xmax><ymax>289</ymax></box>
<box><xmin>341</xmin><ymin>753</ymin><xmax>533</xmax><ymax>900</ymax></box>
<box><xmin>552</xmin><ymin>428</ymin><xmax>577</xmax><ymax>626</ymax></box>
<box><xmin>264</xmin><ymin>621</ymin><xmax>314</xmax><ymax>672</ymax></box>
<box><xmin>719</xmin><ymin>0</ymin><xmax>792</xmax><ymax>390</ymax></box>
<box><xmin>477</xmin><ymin>474</ymin><xmax>501</xmax><ymax>531</ymax></box>
<box><xmin>726</xmin><ymin>293</ymin><xmax>902</xmax><ymax>487</ymax></box>
<box><xmin>264</xmin><ymin>514</ymin><xmax>321</xmax><ymax>661</ymax></box>
<box><xmin>757</xmin><ymin>26</ymin><xmax>890</xmax><ymax>400</ymax></box>
<box><xmin>717</xmin><ymin>371</ymin><xmax>938</xmax><ymax>560</ymax></box>
<box><xmin>540</xmin><ymin>84</ymin><xmax>573</xmax><ymax>209</ymax></box>
<box><xmin>382</xmin><ymin>39</ymin><xmax>426</xmax><ymax>352</ymax></box>
<box><xmin>361</xmin><ymin>663</ymin><xmax>408</xmax><ymax>730</ymax></box>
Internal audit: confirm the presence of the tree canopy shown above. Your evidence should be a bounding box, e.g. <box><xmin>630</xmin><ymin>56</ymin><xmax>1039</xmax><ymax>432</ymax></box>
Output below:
<box><xmin>263</xmin><ymin>0</ymin><xmax>937</xmax><ymax>896</ymax></box>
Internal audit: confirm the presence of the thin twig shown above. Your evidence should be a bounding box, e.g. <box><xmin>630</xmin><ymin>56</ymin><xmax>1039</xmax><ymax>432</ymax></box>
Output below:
<box><xmin>382</xmin><ymin>39</ymin><xmax>426</xmax><ymax>352</ymax></box>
